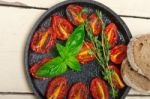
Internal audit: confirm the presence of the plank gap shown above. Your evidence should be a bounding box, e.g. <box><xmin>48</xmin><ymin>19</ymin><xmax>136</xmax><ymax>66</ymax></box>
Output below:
<box><xmin>127</xmin><ymin>95</ymin><xmax>150</xmax><ymax>97</ymax></box>
<box><xmin>120</xmin><ymin>15</ymin><xmax>150</xmax><ymax>19</ymax></box>
<box><xmin>0</xmin><ymin>4</ymin><xmax>48</xmax><ymax>10</ymax></box>
<box><xmin>0</xmin><ymin>3</ymin><xmax>150</xmax><ymax>20</ymax></box>
<box><xmin>0</xmin><ymin>92</ymin><xmax>33</xmax><ymax>95</ymax></box>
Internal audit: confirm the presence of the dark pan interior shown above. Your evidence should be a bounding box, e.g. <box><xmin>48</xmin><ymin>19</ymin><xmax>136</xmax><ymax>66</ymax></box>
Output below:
<box><xmin>24</xmin><ymin>0</ymin><xmax>132</xmax><ymax>99</ymax></box>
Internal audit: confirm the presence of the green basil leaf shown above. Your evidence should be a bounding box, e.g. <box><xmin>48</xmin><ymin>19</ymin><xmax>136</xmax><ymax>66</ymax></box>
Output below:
<box><xmin>56</xmin><ymin>43</ymin><xmax>68</xmax><ymax>58</ymax></box>
<box><xmin>36</xmin><ymin>57</ymin><xmax>67</xmax><ymax>77</ymax></box>
<box><xmin>65</xmin><ymin>56</ymin><xmax>81</xmax><ymax>72</ymax></box>
<box><xmin>66</xmin><ymin>24</ymin><xmax>85</xmax><ymax>56</ymax></box>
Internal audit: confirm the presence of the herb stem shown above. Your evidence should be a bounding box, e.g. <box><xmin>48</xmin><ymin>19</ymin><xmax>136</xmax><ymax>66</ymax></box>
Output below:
<box><xmin>83</xmin><ymin>40</ymin><xmax>105</xmax><ymax>70</ymax></box>
<box><xmin>85</xmin><ymin>10</ymin><xmax>118</xmax><ymax>98</ymax></box>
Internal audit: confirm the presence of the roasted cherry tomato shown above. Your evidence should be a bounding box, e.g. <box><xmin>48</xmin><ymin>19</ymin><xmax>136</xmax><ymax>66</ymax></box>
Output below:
<box><xmin>105</xmin><ymin>23</ymin><xmax>118</xmax><ymax>48</ymax></box>
<box><xmin>77</xmin><ymin>42</ymin><xmax>95</xmax><ymax>64</ymax></box>
<box><xmin>110</xmin><ymin>44</ymin><xmax>127</xmax><ymax>64</ymax></box>
<box><xmin>52</xmin><ymin>15</ymin><xmax>73</xmax><ymax>40</ymax></box>
<box><xmin>46</xmin><ymin>76</ymin><xmax>68</xmax><ymax>99</ymax></box>
<box><xmin>108</xmin><ymin>65</ymin><xmax>125</xmax><ymax>89</ymax></box>
<box><xmin>66</xmin><ymin>5</ymin><xmax>88</xmax><ymax>25</ymax></box>
<box><xmin>68</xmin><ymin>82</ymin><xmax>88</xmax><ymax>99</ymax></box>
<box><xmin>90</xmin><ymin>77</ymin><xmax>109</xmax><ymax>99</ymax></box>
<box><xmin>31</xmin><ymin>27</ymin><xmax>56</xmax><ymax>53</ymax></box>
<box><xmin>29</xmin><ymin>58</ymin><xmax>52</xmax><ymax>80</ymax></box>
<box><xmin>87</xmin><ymin>13</ymin><xmax>102</xmax><ymax>35</ymax></box>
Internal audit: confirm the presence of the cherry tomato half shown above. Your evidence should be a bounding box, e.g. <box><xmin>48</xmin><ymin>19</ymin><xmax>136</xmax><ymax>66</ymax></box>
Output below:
<box><xmin>90</xmin><ymin>77</ymin><xmax>109</xmax><ymax>99</ymax></box>
<box><xmin>105</xmin><ymin>23</ymin><xmax>118</xmax><ymax>48</ymax></box>
<box><xmin>52</xmin><ymin>15</ymin><xmax>73</xmax><ymax>40</ymax></box>
<box><xmin>108</xmin><ymin>65</ymin><xmax>125</xmax><ymax>89</ymax></box>
<box><xmin>29</xmin><ymin>58</ymin><xmax>52</xmax><ymax>80</ymax></box>
<box><xmin>31</xmin><ymin>27</ymin><xmax>56</xmax><ymax>54</ymax></box>
<box><xmin>66</xmin><ymin>5</ymin><xmax>88</xmax><ymax>26</ymax></box>
<box><xmin>68</xmin><ymin>82</ymin><xmax>88</xmax><ymax>99</ymax></box>
<box><xmin>46</xmin><ymin>76</ymin><xmax>68</xmax><ymax>99</ymax></box>
<box><xmin>110</xmin><ymin>44</ymin><xmax>127</xmax><ymax>64</ymax></box>
<box><xmin>77</xmin><ymin>42</ymin><xmax>95</xmax><ymax>64</ymax></box>
<box><xmin>87</xmin><ymin>13</ymin><xmax>102</xmax><ymax>35</ymax></box>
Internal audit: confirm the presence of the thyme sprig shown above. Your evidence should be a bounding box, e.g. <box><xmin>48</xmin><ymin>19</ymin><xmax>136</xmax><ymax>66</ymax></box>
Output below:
<box><xmin>85</xmin><ymin>10</ymin><xmax>118</xmax><ymax>98</ymax></box>
<box><xmin>77</xmin><ymin>8</ymin><xmax>88</xmax><ymax>19</ymax></box>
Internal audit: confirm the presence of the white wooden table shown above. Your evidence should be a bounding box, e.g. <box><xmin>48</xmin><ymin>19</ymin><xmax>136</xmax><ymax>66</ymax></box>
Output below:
<box><xmin>0</xmin><ymin>0</ymin><xmax>150</xmax><ymax>99</ymax></box>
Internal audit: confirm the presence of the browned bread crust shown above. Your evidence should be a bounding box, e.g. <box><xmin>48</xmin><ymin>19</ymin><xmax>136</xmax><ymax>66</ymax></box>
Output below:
<box><xmin>127</xmin><ymin>34</ymin><xmax>150</xmax><ymax>80</ymax></box>
<box><xmin>121</xmin><ymin>59</ymin><xmax>150</xmax><ymax>93</ymax></box>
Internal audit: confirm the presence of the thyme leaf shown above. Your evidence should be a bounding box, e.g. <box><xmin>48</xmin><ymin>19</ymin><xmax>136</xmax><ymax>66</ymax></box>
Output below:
<box><xmin>86</xmin><ymin>10</ymin><xmax>118</xmax><ymax>98</ymax></box>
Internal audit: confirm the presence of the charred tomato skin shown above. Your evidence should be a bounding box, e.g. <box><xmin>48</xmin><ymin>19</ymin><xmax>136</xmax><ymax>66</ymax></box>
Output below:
<box><xmin>108</xmin><ymin>65</ymin><xmax>125</xmax><ymax>89</ymax></box>
<box><xmin>66</xmin><ymin>5</ymin><xmax>88</xmax><ymax>26</ymax></box>
<box><xmin>110</xmin><ymin>44</ymin><xmax>127</xmax><ymax>64</ymax></box>
<box><xmin>52</xmin><ymin>15</ymin><xmax>73</xmax><ymax>40</ymax></box>
<box><xmin>31</xmin><ymin>27</ymin><xmax>56</xmax><ymax>54</ymax></box>
<box><xmin>29</xmin><ymin>58</ymin><xmax>52</xmax><ymax>80</ymax></box>
<box><xmin>90</xmin><ymin>77</ymin><xmax>109</xmax><ymax>99</ymax></box>
<box><xmin>77</xmin><ymin>42</ymin><xmax>95</xmax><ymax>64</ymax></box>
<box><xmin>87</xmin><ymin>13</ymin><xmax>102</xmax><ymax>35</ymax></box>
<box><xmin>46</xmin><ymin>76</ymin><xmax>68</xmax><ymax>99</ymax></box>
<box><xmin>68</xmin><ymin>82</ymin><xmax>88</xmax><ymax>99</ymax></box>
<box><xmin>105</xmin><ymin>23</ymin><xmax>118</xmax><ymax>48</ymax></box>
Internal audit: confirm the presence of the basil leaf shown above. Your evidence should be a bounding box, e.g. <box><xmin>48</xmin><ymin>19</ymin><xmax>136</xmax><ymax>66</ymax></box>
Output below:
<box><xmin>35</xmin><ymin>25</ymin><xmax>85</xmax><ymax>77</ymax></box>
<box><xmin>56</xmin><ymin>43</ymin><xmax>68</xmax><ymax>59</ymax></box>
<box><xmin>65</xmin><ymin>56</ymin><xmax>81</xmax><ymax>72</ymax></box>
<box><xmin>36</xmin><ymin>57</ymin><xmax>67</xmax><ymax>77</ymax></box>
<box><xmin>66</xmin><ymin>24</ymin><xmax>85</xmax><ymax>55</ymax></box>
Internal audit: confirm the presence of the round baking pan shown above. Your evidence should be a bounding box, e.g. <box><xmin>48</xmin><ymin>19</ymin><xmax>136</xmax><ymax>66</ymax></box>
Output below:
<box><xmin>24</xmin><ymin>0</ymin><xmax>131</xmax><ymax>99</ymax></box>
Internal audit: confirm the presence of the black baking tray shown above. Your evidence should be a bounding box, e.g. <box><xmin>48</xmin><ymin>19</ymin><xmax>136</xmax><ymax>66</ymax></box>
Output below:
<box><xmin>24</xmin><ymin>0</ymin><xmax>132</xmax><ymax>99</ymax></box>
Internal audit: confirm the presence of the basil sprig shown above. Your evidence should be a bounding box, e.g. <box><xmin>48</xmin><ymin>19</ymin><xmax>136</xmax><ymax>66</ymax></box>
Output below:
<box><xmin>36</xmin><ymin>24</ymin><xmax>85</xmax><ymax>77</ymax></box>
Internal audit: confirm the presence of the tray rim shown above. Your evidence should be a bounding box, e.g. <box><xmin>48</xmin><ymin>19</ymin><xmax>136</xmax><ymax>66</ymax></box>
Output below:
<box><xmin>24</xmin><ymin>0</ymin><xmax>132</xmax><ymax>99</ymax></box>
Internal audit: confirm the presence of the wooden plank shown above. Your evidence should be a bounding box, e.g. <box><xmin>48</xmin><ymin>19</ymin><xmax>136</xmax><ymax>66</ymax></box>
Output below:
<box><xmin>122</xmin><ymin>17</ymin><xmax>150</xmax><ymax>35</ymax></box>
<box><xmin>0</xmin><ymin>6</ymin><xmax>150</xmax><ymax>96</ymax></box>
<box><xmin>0</xmin><ymin>94</ymin><xmax>149</xmax><ymax>99</ymax></box>
<box><xmin>1</xmin><ymin>0</ymin><xmax>150</xmax><ymax>17</ymax></box>
<box><xmin>0</xmin><ymin>94</ymin><xmax>35</xmax><ymax>99</ymax></box>
<box><xmin>129</xmin><ymin>89</ymin><xmax>150</xmax><ymax>95</ymax></box>
<box><xmin>0</xmin><ymin>6</ymin><xmax>45</xmax><ymax>92</ymax></box>
<box><xmin>126</xmin><ymin>96</ymin><xmax>150</xmax><ymax>99</ymax></box>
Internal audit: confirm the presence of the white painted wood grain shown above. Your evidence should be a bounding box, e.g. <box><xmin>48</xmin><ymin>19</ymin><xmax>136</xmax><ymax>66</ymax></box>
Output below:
<box><xmin>0</xmin><ymin>2</ymin><xmax>150</xmax><ymax>98</ymax></box>
<box><xmin>0</xmin><ymin>6</ymin><xmax>45</xmax><ymax>92</ymax></box>
<box><xmin>126</xmin><ymin>96</ymin><xmax>150</xmax><ymax>99</ymax></box>
<box><xmin>0</xmin><ymin>95</ymin><xmax>36</xmax><ymax>99</ymax></box>
<box><xmin>122</xmin><ymin>17</ymin><xmax>150</xmax><ymax>36</ymax></box>
<box><xmin>1</xmin><ymin>0</ymin><xmax>150</xmax><ymax>17</ymax></box>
